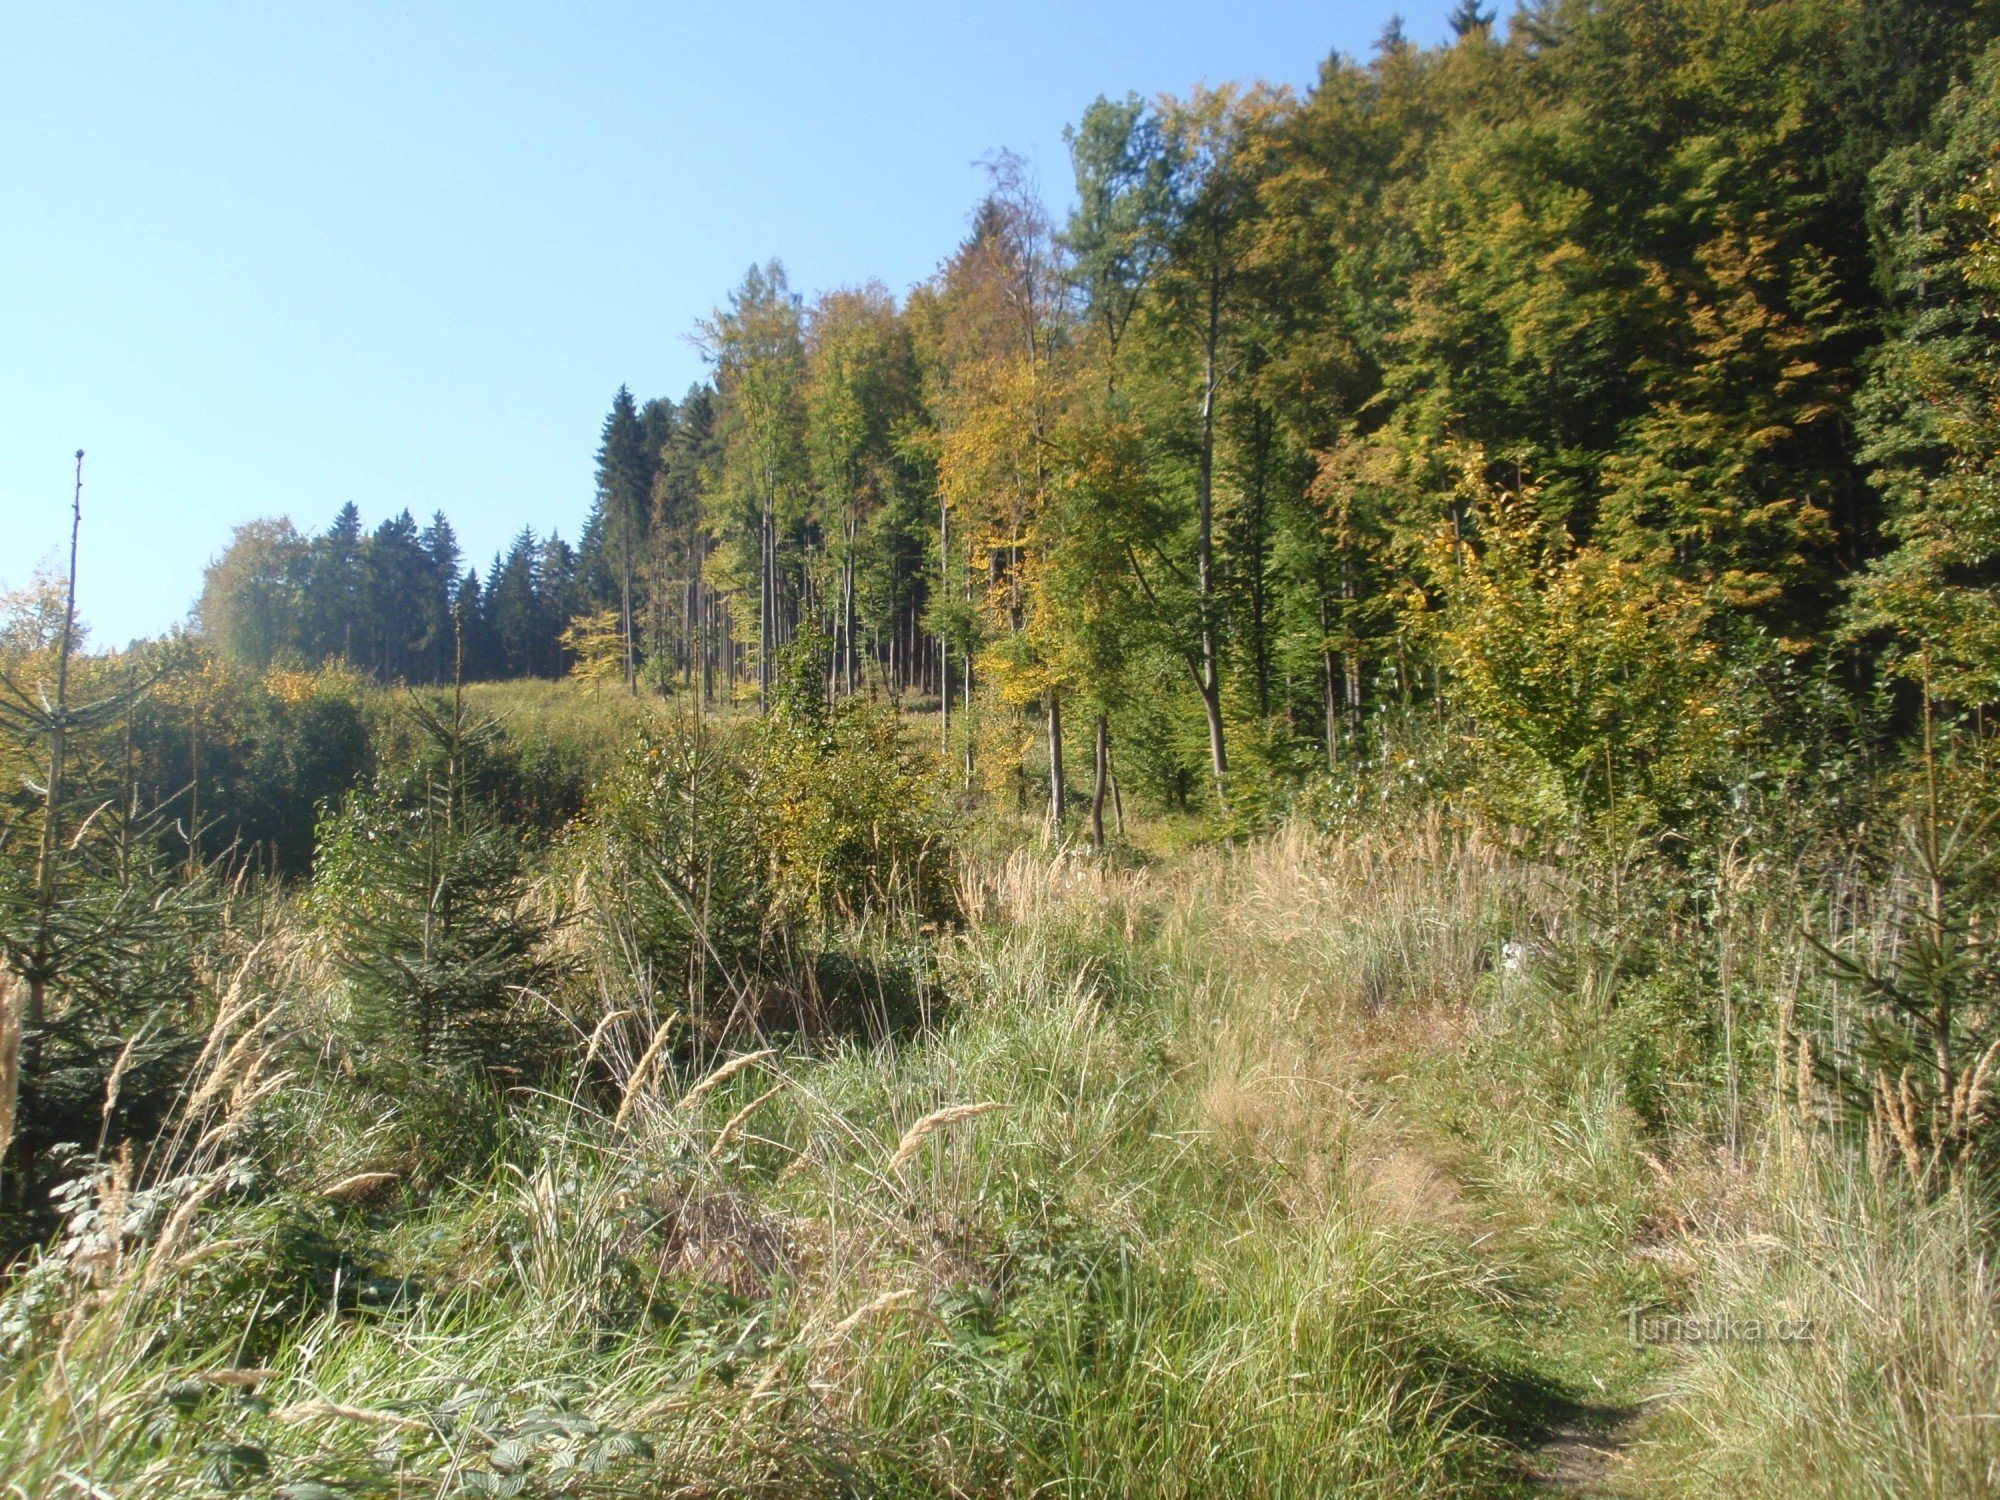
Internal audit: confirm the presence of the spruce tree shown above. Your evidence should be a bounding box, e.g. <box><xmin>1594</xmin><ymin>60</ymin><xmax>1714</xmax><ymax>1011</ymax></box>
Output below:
<box><xmin>305</xmin><ymin>502</ymin><xmax>365</xmax><ymax>665</ymax></box>
<box><xmin>456</xmin><ymin>568</ymin><xmax>492</xmax><ymax>680</ymax></box>
<box><xmin>313</xmin><ymin>685</ymin><xmax>557</xmax><ymax>1073</ymax></box>
<box><xmin>592</xmin><ymin>386</ymin><xmax>652</xmax><ymax>692</ymax></box>
<box><xmin>539</xmin><ymin>534</ymin><xmax>579</xmax><ymax>677</ymax></box>
<box><xmin>0</xmin><ymin>464</ymin><xmax>211</xmax><ymax>1225</ymax></box>
<box><xmin>489</xmin><ymin>530</ymin><xmax>541</xmax><ymax>679</ymax></box>
<box><xmin>1447</xmin><ymin>0</ymin><xmax>1492</xmax><ymax>39</ymax></box>
<box><xmin>419</xmin><ymin>513</ymin><xmax>462</xmax><ymax>683</ymax></box>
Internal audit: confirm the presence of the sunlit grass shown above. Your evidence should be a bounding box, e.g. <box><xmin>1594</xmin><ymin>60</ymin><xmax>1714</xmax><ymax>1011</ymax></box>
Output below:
<box><xmin>6</xmin><ymin>820</ymin><xmax>1999</xmax><ymax>1496</ymax></box>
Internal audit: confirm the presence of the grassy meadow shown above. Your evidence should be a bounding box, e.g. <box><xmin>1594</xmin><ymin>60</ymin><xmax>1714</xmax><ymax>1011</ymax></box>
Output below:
<box><xmin>16</xmin><ymin>4</ymin><xmax>2000</xmax><ymax>1494</ymax></box>
<box><xmin>2</xmin><ymin>676</ymin><xmax>1995</xmax><ymax>1498</ymax></box>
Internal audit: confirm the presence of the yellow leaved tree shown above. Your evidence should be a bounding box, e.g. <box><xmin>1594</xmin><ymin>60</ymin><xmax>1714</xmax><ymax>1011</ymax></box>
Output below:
<box><xmin>562</xmin><ymin>608</ymin><xmax>627</xmax><ymax>693</ymax></box>
<box><xmin>1436</xmin><ymin>452</ymin><xmax>1728</xmax><ymax>832</ymax></box>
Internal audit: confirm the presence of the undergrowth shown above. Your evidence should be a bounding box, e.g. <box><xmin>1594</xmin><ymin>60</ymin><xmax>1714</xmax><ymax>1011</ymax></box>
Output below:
<box><xmin>4</xmin><ymin>815</ymin><xmax>1999</xmax><ymax>1496</ymax></box>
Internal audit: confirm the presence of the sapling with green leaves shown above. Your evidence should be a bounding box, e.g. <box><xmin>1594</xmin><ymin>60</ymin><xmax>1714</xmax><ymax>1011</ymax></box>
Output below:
<box><xmin>582</xmin><ymin>714</ymin><xmax>770</xmax><ymax>1032</ymax></box>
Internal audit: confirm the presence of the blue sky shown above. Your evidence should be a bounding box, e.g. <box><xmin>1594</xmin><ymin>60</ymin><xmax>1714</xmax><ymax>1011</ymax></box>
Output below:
<box><xmin>2</xmin><ymin>2</ymin><xmax>1455</xmax><ymax>647</ymax></box>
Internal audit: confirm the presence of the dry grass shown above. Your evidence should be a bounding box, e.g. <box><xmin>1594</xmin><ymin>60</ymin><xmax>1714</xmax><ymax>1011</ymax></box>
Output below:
<box><xmin>885</xmin><ymin>1102</ymin><xmax>1007</xmax><ymax>1173</ymax></box>
<box><xmin>6</xmin><ymin>813</ymin><xmax>1996</xmax><ymax>1497</ymax></box>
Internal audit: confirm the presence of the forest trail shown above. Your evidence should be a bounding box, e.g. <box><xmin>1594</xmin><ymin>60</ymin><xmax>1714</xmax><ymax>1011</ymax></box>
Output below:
<box><xmin>1331</xmin><ymin>998</ymin><xmax>1676</xmax><ymax>1498</ymax></box>
<box><xmin>1421</xmin><ymin>1114</ymin><xmax>1663</xmax><ymax>1497</ymax></box>
<box><xmin>1527</xmin><ymin>1411</ymin><xmax>1642</xmax><ymax>1491</ymax></box>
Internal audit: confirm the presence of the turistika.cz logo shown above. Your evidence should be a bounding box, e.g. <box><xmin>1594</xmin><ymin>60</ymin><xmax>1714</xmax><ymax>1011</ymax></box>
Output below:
<box><xmin>1625</xmin><ymin>1309</ymin><xmax>1814</xmax><ymax>1346</ymax></box>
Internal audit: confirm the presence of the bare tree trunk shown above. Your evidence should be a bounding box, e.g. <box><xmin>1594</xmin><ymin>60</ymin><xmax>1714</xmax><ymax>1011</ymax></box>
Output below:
<box><xmin>963</xmin><ymin>538</ymin><xmax>975</xmax><ymax>789</ymax></box>
<box><xmin>1319</xmin><ymin>592</ymin><xmax>1338</xmax><ymax>771</ymax></box>
<box><xmin>1195</xmin><ymin>268</ymin><xmax>1227</xmax><ymax>805</ymax></box>
<box><xmin>759</xmin><ymin>503</ymin><xmax>773</xmax><ymax>714</ymax></box>
<box><xmin>843</xmin><ymin>511</ymin><xmax>857</xmax><ymax>697</ymax></box>
<box><xmin>938</xmin><ymin>492</ymin><xmax>950</xmax><ymax>755</ymax></box>
<box><xmin>1323</xmin><ymin>644</ymin><xmax>1340</xmax><ymax>771</ymax></box>
<box><xmin>1247</xmin><ymin>403</ymin><xmax>1271</xmax><ymax>718</ymax></box>
<box><xmin>1047</xmin><ymin>690</ymin><xmax>1066</xmax><ymax>835</ymax></box>
<box><xmin>1090</xmin><ymin>712</ymin><xmax>1109</xmax><ymax>850</ymax></box>
<box><xmin>622</xmin><ymin>553</ymin><xmax>636</xmax><ymax>695</ymax></box>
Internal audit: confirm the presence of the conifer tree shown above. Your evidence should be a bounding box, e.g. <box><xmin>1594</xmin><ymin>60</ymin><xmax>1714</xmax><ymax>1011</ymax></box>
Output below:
<box><xmin>1447</xmin><ymin>0</ymin><xmax>1493</xmax><ymax>40</ymax></box>
<box><xmin>489</xmin><ymin>529</ymin><xmax>542</xmax><ymax>679</ymax></box>
<box><xmin>591</xmin><ymin>386</ymin><xmax>652</xmax><ymax>693</ymax></box>
<box><xmin>419</xmin><ymin>512</ymin><xmax>462</xmax><ymax>682</ymax></box>
<box><xmin>306</xmin><ymin>502</ymin><xmax>365</xmax><ymax>665</ymax></box>
<box><xmin>1850</xmin><ymin>42</ymin><xmax>2000</xmax><ymax>711</ymax></box>
<box><xmin>313</xmin><ymin>685</ymin><xmax>557</xmax><ymax>1072</ymax></box>
<box><xmin>1</xmin><ymin>461</ymin><xmax>209</xmax><ymax>1218</ymax></box>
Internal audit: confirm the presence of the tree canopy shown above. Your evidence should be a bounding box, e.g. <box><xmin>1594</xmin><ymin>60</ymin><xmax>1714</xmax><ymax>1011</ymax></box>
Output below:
<box><xmin>194</xmin><ymin>0</ymin><xmax>2000</xmax><ymax>832</ymax></box>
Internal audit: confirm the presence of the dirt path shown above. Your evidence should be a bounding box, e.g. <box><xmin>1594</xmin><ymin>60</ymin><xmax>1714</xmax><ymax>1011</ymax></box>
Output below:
<box><xmin>1352</xmin><ymin>1029</ymin><xmax>1672</xmax><ymax>1496</ymax></box>
<box><xmin>1522</xmin><ymin>1403</ymin><xmax>1647</xmax><ymax>1492</ymax></box>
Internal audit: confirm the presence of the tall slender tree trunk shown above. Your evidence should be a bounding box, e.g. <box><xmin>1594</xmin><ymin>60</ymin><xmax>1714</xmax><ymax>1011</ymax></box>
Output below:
<box><xmin>1047</xmin><ymin>690</ymin><xmax>1066</xmax><ymax>835</ymax></box>
<box><xmin>759</xmin><ymin>502</ymin><xmax>773</xmax><ymax>714</ymax></box>
<box><xmin>685</xmin><ymin>517</ymin><xmax>700</xmax><ymax>694</ymax></box>
<box><xmin>964</xmin><ymin>645</ymin><xmax>975</xmax><ymax>790</ymax></box>
<box><xmin>621</xmin><ymin>554</ymin><xmax>636</xmax><ymax>695</ymax></box>
<box><xmin>1319</xmin><ymin>592</ymin><xmax>1339</xmax><ymax>771</ymax></box>
<box><xmin>1341</xmin><ymin>564</ymin><xmax>1362</xmax><ymax>737</ymax></box>
<box><xmin>1247</xmin><ymin>404</ymin><xmax>1271</xmax><ymax>718</ymax></box>
<box><xmin>843</xmin><ymin>511</ymin><xmax>857</xmax><ymax>697</ymax></box>
<box><xmin>1090</xmin><ymin>712</ymin><xmax>1109</xmax><ymax>850</ymax></box>
<box><xmin>1323</xmin><ymin>647</ymin><xmax>1340</xmax><ymax>771</ymax></box>
<box><xmin>1195</xmin><ymin>267</ymin><xmax>1228</xmax><ymax>805</ymax></box>
<box><xmin>964</xmin><ymin>539</ymin><xmax>975</xmax><ymax>790</ymax></box>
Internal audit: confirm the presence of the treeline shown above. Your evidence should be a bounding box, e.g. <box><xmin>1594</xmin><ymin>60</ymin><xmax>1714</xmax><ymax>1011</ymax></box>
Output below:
<box><xmin>201</xmin><ymin>0</ymin><xmax>2000</xmax><ymax>834</ymax></box>
<box><xmin>198</xmin><ymin>504</ymin><xmax>590</xmax><ymax>683</ymax></box>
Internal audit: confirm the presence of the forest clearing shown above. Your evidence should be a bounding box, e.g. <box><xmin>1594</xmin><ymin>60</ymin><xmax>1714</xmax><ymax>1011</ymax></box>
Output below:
<box><xmin>0</xmin><ymin>665</ymin><xmax>1993</xmax><ymax>1496</ymax></box>
<box><xmin>8</xmin><ymin>0</ymin><xmax>2000</xmax><ymax>1494</ymax></box>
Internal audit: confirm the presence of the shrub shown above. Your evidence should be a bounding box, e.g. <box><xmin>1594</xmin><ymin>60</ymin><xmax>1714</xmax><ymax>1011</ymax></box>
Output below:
<box><xmin>755</xmin><ymin>627</ymin><xmax>955</xmax><ymax>931</ymax></box>
<box><xmin>579</xmin><ymin>714</ymin><xmax>770</xmax><ymax>1019</ymax></box>
<box><xmin>576</xmin><ymin>632</ymin><xmax>954</xmax><ymax>1040</ymax></box>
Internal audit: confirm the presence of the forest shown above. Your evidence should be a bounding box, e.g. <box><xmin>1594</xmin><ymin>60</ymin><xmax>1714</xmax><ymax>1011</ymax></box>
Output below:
<box><xmin>7</xmin><ymin>0</ymin><xmax>2000</xmax><ymax>1494</ymax></box>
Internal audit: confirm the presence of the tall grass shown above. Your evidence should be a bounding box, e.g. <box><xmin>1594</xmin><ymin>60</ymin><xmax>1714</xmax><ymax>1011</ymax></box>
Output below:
<box><xmin>0</xmin><ymin>821</ymin><xmax>1561</xmax><ymax>1496</ymax></box>
<box><xmin>4</xmin><ymin>811</ymin><xmax>1998</xmax><ymax>1496</ymax></box>
<box><xmin>1641</xmin><ymin>1160</ymin><xmax>2000</xmax><ymax>1497</ymax></box>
